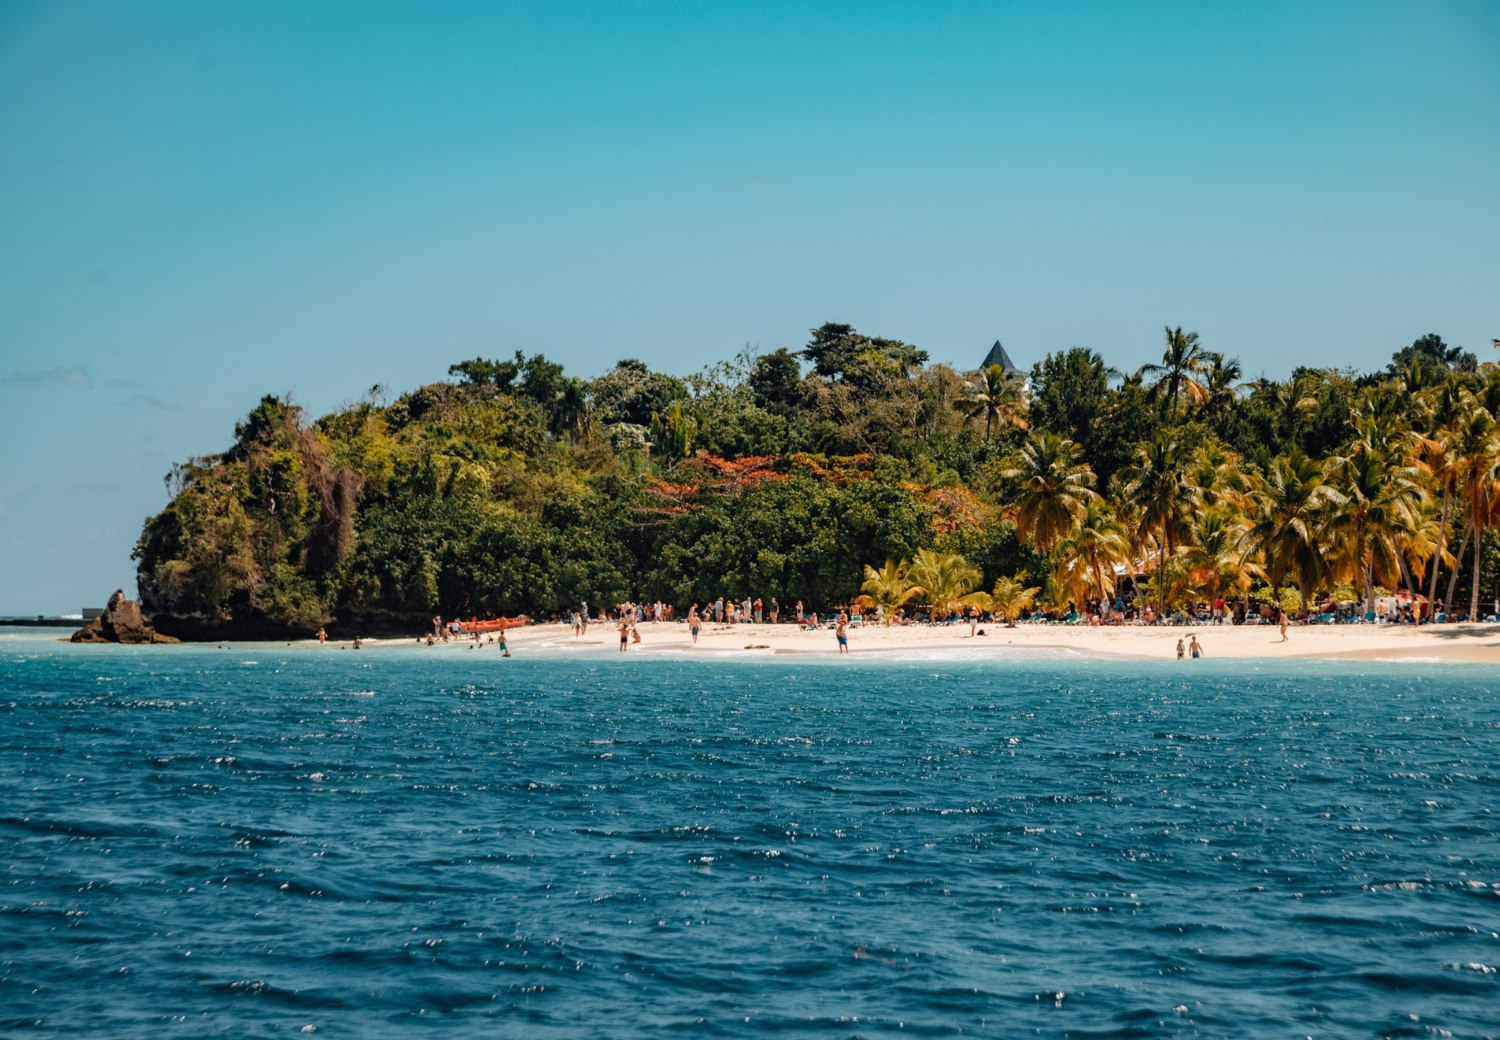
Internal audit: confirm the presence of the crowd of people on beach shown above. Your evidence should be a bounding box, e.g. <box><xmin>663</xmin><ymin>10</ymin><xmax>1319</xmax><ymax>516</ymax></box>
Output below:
<box><xmin>386</xmin><ymin>580</ymin><xmax>1494</xmax><ymax>660</ymax></box>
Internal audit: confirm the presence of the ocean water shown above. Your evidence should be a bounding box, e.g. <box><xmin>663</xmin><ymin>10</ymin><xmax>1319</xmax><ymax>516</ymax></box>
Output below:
<box><xmin>3</xmin><ymin>631</ymin><xmax>1498</xmax><ymax>1039</ymax></box>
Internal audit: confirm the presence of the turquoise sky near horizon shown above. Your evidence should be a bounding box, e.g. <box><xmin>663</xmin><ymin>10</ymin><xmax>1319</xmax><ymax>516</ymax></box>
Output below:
<box><xmin>1</xmin><ymin>0</ymin><xmax>1497</xmax><ymax>616</ymax></box>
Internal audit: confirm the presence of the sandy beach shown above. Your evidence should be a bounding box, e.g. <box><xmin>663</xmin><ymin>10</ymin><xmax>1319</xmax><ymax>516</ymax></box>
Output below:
<box><xmin>436</xmin><ymin>617</ymin><xmax>1500</xmax><ymax>664</ymax></box>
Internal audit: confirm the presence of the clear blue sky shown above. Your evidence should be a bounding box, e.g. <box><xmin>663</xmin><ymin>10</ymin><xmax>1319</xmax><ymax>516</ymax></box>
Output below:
<box><xmin>1</xmin><ymin>0</ymin><xmax>1496</xmax><ymax>615</ymax></box>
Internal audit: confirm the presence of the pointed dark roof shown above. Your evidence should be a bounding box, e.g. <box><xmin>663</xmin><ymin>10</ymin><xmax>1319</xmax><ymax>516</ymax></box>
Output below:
<box><xmin>980</xmin><ymin>340</ymin><xmax>1022</xmax><ymax>378</ymax></box>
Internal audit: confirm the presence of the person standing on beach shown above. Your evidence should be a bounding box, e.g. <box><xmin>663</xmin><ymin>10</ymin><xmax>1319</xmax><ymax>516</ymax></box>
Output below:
<box><xmin>688</xmin><ymin>604</ymin><xmax>701</xmax><ymax>644</ymax></box>
<box><xmin>1278</xmin><ymin>610</ymin><xmax>1289</xmax><ymax>641</ymax></box>
<box><xmin>836</xmin><ymin>616</ymin><xmax>849</xmax><ymax>654</ymax></box>
<box><xmin>580</xmin><ymin>602</ymin><xmax>589</xmax><ymax>635</ymax></box>
<box><xmin>619</xmin><ymin>617</ymin><xmax>629</xmax><ymax>652</ymax></box>
<box><xmin>770</xmin><ymin>597</ymin><xmax>779</xmax><ymax>624</ymax></box>
<box><xmin>1188</xmin><ymin>634</ymin><xmax>1203</xmax><ymax>658</ymax></box>
<box><xmin>1176</xmin><ymin>637</ymin><xmax>1185</xmax><ymax>659</ymax></box>
<box><xmin>499</xmin><ymin>629</ymin><xmax>510</xmax><ymax>657</ymax></box>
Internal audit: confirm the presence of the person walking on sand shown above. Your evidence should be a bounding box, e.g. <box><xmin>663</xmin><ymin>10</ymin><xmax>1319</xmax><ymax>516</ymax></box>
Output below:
<box><xmin>688</xmin><ymin>604</ymin><xmax>701</xmax><ymax>644</ymax></box>
<box><xmin>1176</xmin><ymin>637</ymin><xmax>1185</xmax><ymax>660</ymax></box>
<box><xmin>499</xmin><ymin>629</ymin><xmax>510</xmax><ymax>657</ymax></box>
<box><xmin>1278</xmin><ymin>610</ymin><xmax>1289</xmax><ymax>642</ymax></box>
<box><xmin>1188</xmin><ymin>634</ymin><xmax>1203</xmax><ymax>658</ymax></box>
<box><xmin>836</xmin><ymin>616</ymin><xmax>849</xmax><ymax>655</ymax></box>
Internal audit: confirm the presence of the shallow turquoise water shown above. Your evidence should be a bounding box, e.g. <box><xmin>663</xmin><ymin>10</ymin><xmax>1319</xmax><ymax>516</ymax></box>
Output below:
<box><xmin>3</xmin><ymin>631</ymin><xmax>1498</xmax><ymax>1037</ymax></box>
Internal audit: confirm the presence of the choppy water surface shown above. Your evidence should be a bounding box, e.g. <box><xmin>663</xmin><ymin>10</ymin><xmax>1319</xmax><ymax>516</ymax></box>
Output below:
<box><xmin>3</xmin><ymin>632</ymin><xmax>1498</xmax><ymax>1038</ymax></box>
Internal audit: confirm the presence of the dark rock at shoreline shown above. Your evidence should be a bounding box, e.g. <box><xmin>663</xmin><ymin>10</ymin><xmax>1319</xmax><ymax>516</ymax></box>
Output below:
<box><xmin>71</xmin><ymin>590</ymin><xmax>180</xmax><ymax>644</ymax></box>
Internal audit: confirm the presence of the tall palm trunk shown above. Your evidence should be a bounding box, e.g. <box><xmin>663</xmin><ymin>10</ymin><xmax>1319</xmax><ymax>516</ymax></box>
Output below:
<box><xmin>1359</xmin><ymin>522</ymin><xmax>1376</xmax><ymax>616</ymax></box>
<box><xmin>1446</xmin><ymin>523</ymin><xmax>1471</xmax><ymax>612</ymax></box>
<box><xmin>1396</xmin><ymin>552</ymin><xmax>1417</xmax><ymax>602</ymax></box>
<box><xmin>1155</xmin><ymin>530</ymin><xmax>1172</xmax><ymax>619</ymax></box>
<box><xmin>1427</xmin><ymin>486</ymin><xmax>1450</xmax><ymax>616</ymax></box>
<box><xmin>1470</xmin><ymin>528</ymin><xmax>1485</xmax><ymax>622</ymax></box>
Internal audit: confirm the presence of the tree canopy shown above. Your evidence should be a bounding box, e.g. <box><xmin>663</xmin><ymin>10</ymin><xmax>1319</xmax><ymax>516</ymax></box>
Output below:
<box><xmin>134</xmin><ymin>323</ymin><xmax>1500</xmax><ymax>633</ymax></box>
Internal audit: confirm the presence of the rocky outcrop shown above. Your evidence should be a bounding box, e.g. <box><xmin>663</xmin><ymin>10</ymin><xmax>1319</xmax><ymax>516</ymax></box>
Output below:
<box><xmin>71</xmin><ymin>590</ymin><xmax>180</xmax><ymax>644</ymax></box>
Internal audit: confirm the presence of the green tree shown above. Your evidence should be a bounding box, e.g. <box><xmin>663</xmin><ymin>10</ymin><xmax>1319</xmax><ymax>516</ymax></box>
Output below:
<box><xmin>1050</xmin><ymin>500</ymin><xmax>1131</xmax><ymax>611</ymax></box>
<box><xmin>1118</xmin><ymin>434</ymin><xmax>1197</xmax><ymax>617</ymax></box>
<box><xmin>748</xmin><ymin>348</ymin><xmax>804</xmax><ymax>418</ymax></box>
<box><xmin>1000</xmin><ymin>431</ymin><xmax>1099</xmax><ymax>553</ymax></box>
<box><xmin>1322</xmin><ymin>419</ymin><xmax>1426</xmax><ymax>614</ymax></box>
<box><xmin>1387</xmin><ymin>333</ymin><xmax>1477</xmax><ymax>383</ymax></box>
<box><xmin>856</xmin><ymin>560</ymin><xmax>919</xmax><ymax>622</ymax></box>
<box><xmin>801</xmin><ymin>322</ymin><xmax>928</xmax><ymax>385</ymax></box>
<box><xmin>1027</xmin><ymin>348</ymin><xmax>1113</xmax><ymax>447</ymax></box>
<box><xmin>1238</xmin><ymin>449</ymin><xmax>1332</xmax><ymax>612</ymax></box>
<box><xmin>906</xmin><ymin>548</ymin><xmax>986</xmax><ymax>618</ymax></box>
<box><xmin>1449</xmin><ymin>399</ymin><xmax>1500</xmax><ymax>619</ymax></box>
<box><xmin>592</xmin><ymin>359</ymin><xmax>690</xmax><ymax>427</ymax></box>
<box><xmin>955</xmin><ymin>364</ymin><xmax>1028</xmax><ymax>443</ymax></box>
<box><xmin>988</xmin><ymin>572</ymin><xmax>1041</xmax><ymax>626</ymax></box>
<box><xmin>1141</xmin><ymin>326</ymin><xmax>1210</xmax><ymax>418</ymax></box>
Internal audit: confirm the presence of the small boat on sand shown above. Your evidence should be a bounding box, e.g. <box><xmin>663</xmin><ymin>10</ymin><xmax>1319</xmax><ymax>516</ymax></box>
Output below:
<box><xmin>454</xmin><ymin>616</ymin><xmax>527</xmax><ymax>634</ymax></box>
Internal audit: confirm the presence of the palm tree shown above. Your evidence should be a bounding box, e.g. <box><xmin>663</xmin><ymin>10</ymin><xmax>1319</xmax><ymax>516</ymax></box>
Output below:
<box><xmin>1449</xmin><ymin>400</ymin><xmax>1500</xmax><ymax>619</ymax></box>
<box><xmin>1414</xmin><ymin>374</ymin><xmax>1467</xmax><ymax>608</ymax></box>
<box><xmin>1200</xmin><ymin>353</ymin><xmax>1248</xmax><ymax>424</ymax></box>
<box><xmin>1178</xmin><ymin>506</ymin><xmax>1261</xmax><ymax>608</ymax></box>
<box><xmin>1186</xmin><ymin>438</ymin><xmax>1253</xmax><ymax>511</ymax></box>
<box><xmin>1322</xmin><ymin>423</ymin><xmax>1426</xmax><ymax>614</ymax></box>
<box><xmin>906</xmin><ymin>548</ymin><xmax>987</xmax><ymax>619</ymax></box>
<box><xmin>1118</xmin><ymin>434</ymin><xmax>1197</xmax><ymax>617</ymax></box>
<box><xmin>1141</xmin><ymin>326</ymin><xmax>1211</xmax><ymax>418</ymax></box>
<box><xmin>649</xmin><ymin>401</ymin><xmax>695</xmax><ymax>462</ymax></box>
<box><xmin>989</xmin><ymin>572</ymin><xmax>1041</xmax><ymax>627</ymax></box>
<box><xmin>1239</xmin><ymin>449</ymin><xmax>1331</xmax><ymax>611</ymax></box>
<box><xmin>856</xmin><ymin>559</ymin><xmax>921</xmax><ymax>623</ymax></box>
<box><xmin>954</xmin><ymin>364</ymin><xmax>1028</xmax><ymax>443</ymax></box>
<box><xmin>1050</xmin><ymin>500</ymin><xmax>1131</xmax><ymax>612</ymax></box>
<box><xmin>1272</xmin><ymin>370</ymin><xmax>1320</xmax><ymax>446</ymax></box>
<box><xmin>1001</xmin><ymin>431</ymin><xmax>1099</xmax><ymax>553</ymax></box>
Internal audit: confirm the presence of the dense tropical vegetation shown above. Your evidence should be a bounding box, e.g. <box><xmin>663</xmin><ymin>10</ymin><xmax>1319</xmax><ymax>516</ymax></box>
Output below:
<box><xmin>133</xmin><ymin>324</ymin><xmax>1500</xmax><ymax>634</ymax></box>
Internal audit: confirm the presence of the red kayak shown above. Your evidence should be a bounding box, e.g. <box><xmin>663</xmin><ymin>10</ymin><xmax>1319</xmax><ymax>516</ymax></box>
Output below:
<box><xmin>455</xmin><ymin>616</ymin><xmax>527</xmax><ymax>633</ymax></box>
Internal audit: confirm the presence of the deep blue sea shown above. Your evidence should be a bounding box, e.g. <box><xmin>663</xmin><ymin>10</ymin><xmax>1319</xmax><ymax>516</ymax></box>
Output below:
<box><xmin>3</xmin><ymin>630</ymin><xmax>1498</xmax><ymax>1039</ymax></box>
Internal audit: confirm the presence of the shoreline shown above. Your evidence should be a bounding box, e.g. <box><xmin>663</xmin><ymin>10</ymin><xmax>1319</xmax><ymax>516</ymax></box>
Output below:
<box><xmin>353</xmin><ymin>618</ymin><xmax>1500</xmax><ymax>664</ymax></box>
<box><xmin>22</xmin><ymin>619</ymin><xmax>1500</xmax><ymax>664</ymax></box>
